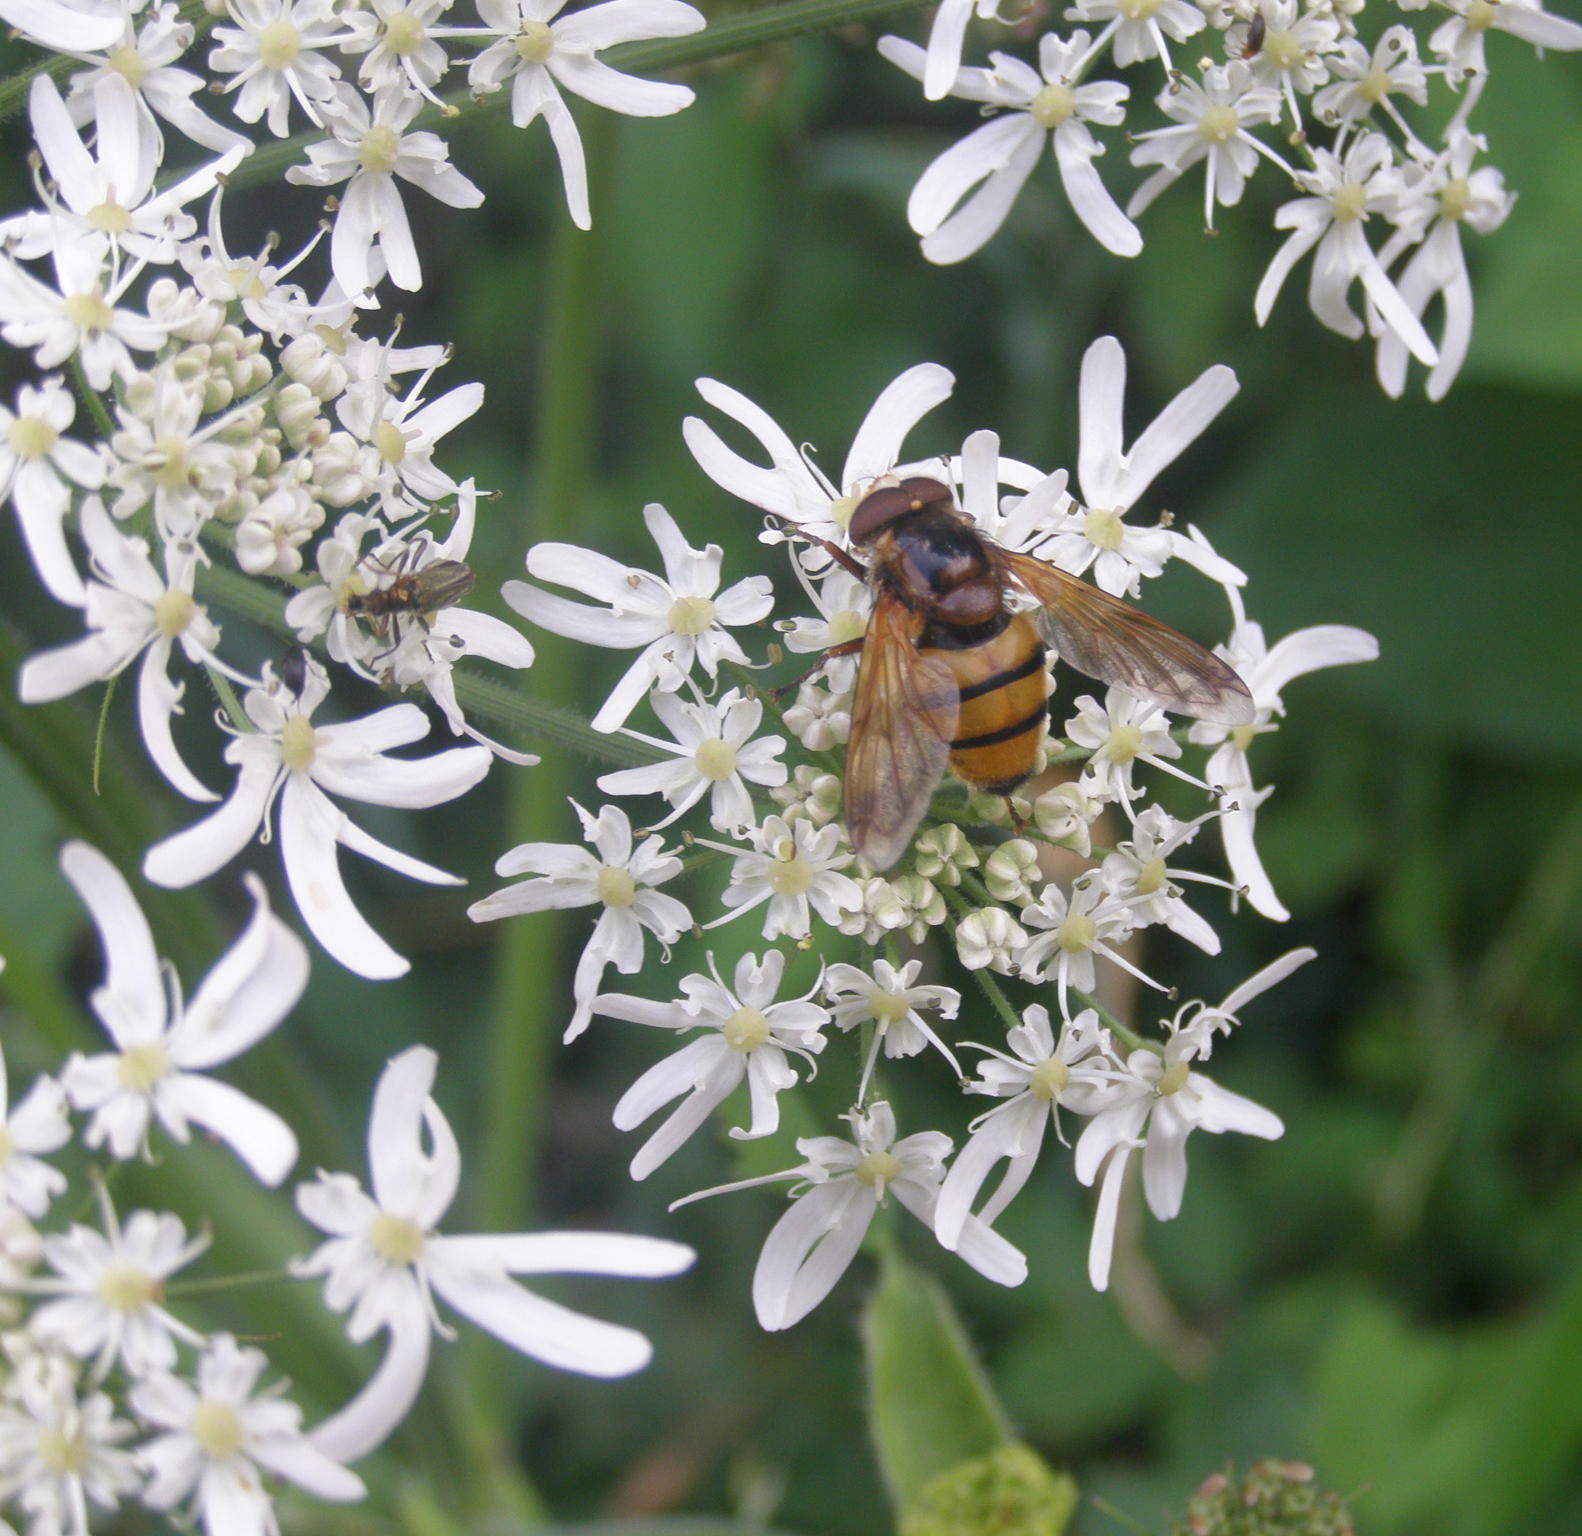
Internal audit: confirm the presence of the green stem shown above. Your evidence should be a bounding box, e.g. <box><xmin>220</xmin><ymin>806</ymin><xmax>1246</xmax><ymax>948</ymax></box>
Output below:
<box><xmin>220</xmin><ymin>0</ymin><xmax>930</xmax><ymax>194</ymax></box>
<box><xmin>164</xmin><ymin>1268</ymin><xmax>293</xmax><ymax>1299</ymax></box>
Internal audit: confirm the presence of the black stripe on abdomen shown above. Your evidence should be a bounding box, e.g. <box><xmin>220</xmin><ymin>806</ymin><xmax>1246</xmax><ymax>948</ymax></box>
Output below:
<box><xmin>953</xmin><ymin>651</ymin><xmax>1046</xmax><ymax>704</ymax></box>
<box><xmin>951</xmin><ymin>699</ymin><xmax>1048</xmax><ymax>751</ymax></box>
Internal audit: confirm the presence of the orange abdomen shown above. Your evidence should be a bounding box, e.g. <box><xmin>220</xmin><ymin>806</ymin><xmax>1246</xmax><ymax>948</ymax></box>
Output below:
<box><xmin>920</xmin><ymin>613</ymin><xmax>1048</xmax><ymax>794</ymax></box>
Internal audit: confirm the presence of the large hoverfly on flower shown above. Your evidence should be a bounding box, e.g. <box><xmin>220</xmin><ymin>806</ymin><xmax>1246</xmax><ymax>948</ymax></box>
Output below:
<box><xmin>808</xmin><ymin>476</ymin><xmax>1255</xmax><ymax>871</ymax></box>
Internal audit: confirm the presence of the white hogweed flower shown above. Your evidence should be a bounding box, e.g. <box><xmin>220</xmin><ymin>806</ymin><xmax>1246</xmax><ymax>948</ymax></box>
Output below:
<box><xmin>823</xmin><ymin>958</ymin><xmax>963</xmax><ymax>1099</ymax></box>
<box><xmin>711</xmin><ymin>815</ymin><xmax>862</xmax><ymax>941</ymax></box>
<box><xmin>0</xmin><ymin>1044</ymin><xmax>69</xmax><ymax>1220</ymax></box>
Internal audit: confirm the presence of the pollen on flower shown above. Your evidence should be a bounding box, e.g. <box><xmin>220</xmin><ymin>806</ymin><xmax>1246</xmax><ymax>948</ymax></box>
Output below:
<box><xmin>382</xmin><ymin>8</ymin><xmax>425</xmax><ymax>54</ymax></box>
<box><xmin>37</xmin><ymin>1426</ymin><xmax>88</xmax><ymax>1475</ymax></box>
<box><xmin>1230</xmin><ymin>723</ymin><xmax>1259</xmax><ymax>753</ymax></box>
<box><xmin>1030</xmin><ymin>1058</ymin><xmax>1072</xmax><ymax>1099</ymax></box>
<box><xmin>1358</xmin><ymin>67</ymin><xmax>1394</xmax><ymax>104</ymax></box>
<box><xmin>766</xmin><ymin>846</ymin><xmax>814</xmax><ymax>897</ymax></box>
<box><xmin>828</xmin><ymin>609</ymin><xmax>868</xmax><ymax>645</ymax></box>
<box><xmin>190</xmin><ymin>1398</ymin><xmax>247</xmax><ymax>1459</ymax></box>
<box><xmin>7</xmin><ymin>415</ymin><xmax>57</xmax><ymax>459</ymax></box>
<box><xmin>1055</xmin><ymin>912</ymin><xmax>1097</xmax><ymax>953</ymax></box>
<box><xmin>723</xmin><ymin>1006</ymin><xmax>771</xmax><ymax>1051</ymax></box>
<box><xmin>87</xmin><ymin>200</ymin><xmax>131</xmax><ymax>234</ymax></box>
<box><xmin>1083</xmin><ymin>507</ymin><xmax>1126</xmax><ymax>551</ymax></box>
<box><xmin>1105</xmin><ymin>723</ymin><xmax>1145</xmax><ymax>763</ymax></box>
<box><xmin>854</xmin><ymin>1149</ymin><xmax>902</xmax><ymax>1189</ymax></box>
<box><xmin>1134</xmin><ymin>855</ymin><xmax>1168</xmax><ymax>896</ymax></box>
<box><xmin>694</xmin><ymin>738</ymin><xmax>738</xmax><ymax>781</ymax></box>
<box><xmin>829</xmin><ymin>492</ymin><xmax>860</xmax><ymax>529</ymax></box>
<box><xmin>359</xmin><ymin>124</ymin><xmax>403</xmax><ymax>175</ymax></box>
<box><xmin>1465</xmin><ymin>0</ymin><xmax>1497</xmax><ymax>31</ymax></box>
<box><xmin>515</xmin><ymin>18</ymin><xmax>555</xmax><ymax>61</ymax></box>
<box><xmin>258</xmin><ymin>19</ymin><xmax>302</xmax><ymax>68</ymax></box>
<box><xmin>368</xmin><ymin>1211</ymin><xmax>426</xmax><ymax>1264</ymax></box>
<box><xmin>667</xmin><ymin>595</ymin><xmax>717</xmax><ymax>636</ymax></box>
<box><xmin>1156</xmin><ymin>1058</ymin><xmax>1191</xmax><ymax>1095</ymax></box>
<box><xmin>1261</xmin><ymin>29</ymin><xmax>1304</xmax><ymax>70</ymax></box>
<box><xmin>374</xmin><ymin>421</ymin><xmax>409</xmax><ymax>464</ymax></box>
<box><xmin>1440</xmin><ymin>178</ymin><xmax>1472</xmax><ymax>221</ymax></box>
<box><xmin>1031</xmin><ymin>82</ymin><xmax>1077</xmax><ymax>129</ymax></box>
<box><xmin>596</xmin><ymin>865</ymin><xmax>638</xmax><ymax>908</ymax></box>
<box><xmin>279</xmin><ymin>715</ymin><xmax>319</xmax><ymax>773</ymax></box>
<box><xmin>149</xmin><ymin>436</ymin><xmax>193</xmax><ymax>490</ymax></box>
<box><xmin>108</xmin><ymin>45</ymin><xmax>147</xmax><ymax>86</ymax></box>
<box><xmin>1330</xmin><ymin>182</ymin><xmax>1369</xmax><ymax>222</ymax></box>
<box><xmin>118</xmin><ymin>1040</ymin><xmax>173</xmax><ymax>1089</ymax></box>
<box><xmin>98</xmin><ymin>1262</ymin><xmax>160</xmax><ymax>1312</ymax></box>
<box><xmin>869</xmin><ymin>991</ymin><xmax>913</xmax><ymax>1025</ymax></box>
<box><xmin>152</xmin><ymin>589</ymin><xmax>197</xmax><ymax>640</ymax></box>
<box><xmin>64</xmin><ymin>292</ymin><xmax>115</xmax><ymax>335</ymax></box>
<box><xmin>1198</xmin><ymin>105</ymin><xmax>1241</xmax><ymax>144</ymax></box>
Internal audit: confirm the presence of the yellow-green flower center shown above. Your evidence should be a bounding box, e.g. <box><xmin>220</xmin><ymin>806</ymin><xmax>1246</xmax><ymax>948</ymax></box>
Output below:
<box><xmin>118</xmin><ymin>1040</ymin><xmax>173</xmax><ymax>1089</ymax></box>
<box><xmin>109</xmin><ymin>45</ymin><xmax>147</xmax><ymax>86</ymax></box>
<box><xmin>98</xmin><ymin>1262</ymin><xmax>160</xmax><ymax>1312</ymax></box>
<box><xmin>829</xmin><ymin>492</ymin><xmax>859</xmax><ymax>530</ymax></box>
<box><xmin>596</xmin><ymin>865</ymin><xmax>637</xmax><ymax>908</ymax></box>
<box><xmin>1198</xmin><ymin>104</ymin><xmax>1240</xmax><ymax>144</ymax></box>
<box><xmin>1105</xmin><ymin>723</ymin><xmax>1144</xmax><ymax>764</ymax></box>
<box><xmin>1030</xmin><ymin>82</ymin><xmax>1076</xmax><ymax>129</ymax></box>
<box><xmin>37</xmin><ymin>1427</ymin><xmax>88</xmax><ymax>1475</ymax></box>
<box><xmin>64</xmin><ymin>291</ymin><xmax>115</xmax><ymax>335</ymax></box>
<box><xmin>765</xmin><ymin>843</ymin><xmax>814</xmax><ymax>896</ymax></box>
<box><xmin>374</xmin><ymin>420</ymin><xmax>409</xmax><ymax>464</ymax></box>
<box><xmin>828</xmin><ymin>609</ymin><xmax>867</xmax><ymax>645</ymax></box>
<box><xmin>1261</xmin><ymin>29</ymin><xmax>1303</xmax><ymax>71</ymax></box>
<box><xmin>191</xmin><ymin>1399</ymin><xmax>247</xmax><ymax>1459</ymax></box>
<box><xmin>514</xmin><ymin>18</ymin><xmax>555</xmax><ymax>60</ymax></box>
<box><xmin>723</xmin><ymin>1006</ymin><xmax>771</xmax><ymax>1051</ymax></box>
<box><xmin>258</xmin><ymin>19</ymin><xmax>302</xmax><ymax>68</ymax></box>
<box><xmin>382</xmin><ymin>8</ymin><xmax>425</xmax><ymax>53</ymax></box>
<box><xmin>1083</xmin><ymin>506</ymin><xmax>1125</xmax><ymax>551</ymax></box>
<box><xmin>8</xmin><ymin>415</ymin><xmax>57</xmax><ymax>460</ymax></box>
<box><xmin>1230</xmin><ymin>723</ymin><xmax>1258</xmax><ymax>753</ymax></box>
<box><xmin>1054</xmin><ymin>912</ymin><xmax>1096</xmax><ymax>953</ymax></box>
<box><xmin>1357</xmin><ymin>67</ymin><xmax>1393</xmax><ymax>104</ymax></box>
<box><xmin>1117</xmin><ymin>0</ymin><xmax>1162</xmax><ymax>17</ymax></box>
<box><xmin>869</xmin><ymin>991</ymin><xmax>913</xmax><ymax>1025</ymax></box>
<box><xmin>87</xmin><ymin>200</ymin><xmax>131</xmax><ymax>234</ymax></box>
<box><xmin>1439</xmin><ymin>176</ymin><xmax>1471</xmax><ymax>221</ymax></box>
<box><xmin>667</xmin><ymin>595</ymin><xmax>716</xmax><ymax>636</ymax></box>
<box><xmin>153</xmin><ymin>588</ymin><xmax>197</xmax><ymax>639</ymax></box>
<box><xmin>279</xmin><ymin>715</ymin><xmax>318</xmax><ymax>773</ymax></box>
<box><xmin>1134</xmin><ymin>855</ymin><xmax>1168</xmax><ymax>896</ymax></box>
<box><xmin>359</xmin><ymin>124</ymin><xmax>402</xmax><ymax>175</ymax></box>
<box><xmin>1030</xmin><ymin>1058</ymin><xmax>1071</xmax><ymax>1100</ymax></box>
<box><xmin>150</xmin><ymin>435</ymin><xmax>191</xmax><ymax>491</ymax></box>
<box><xmin>694</xmin><ymin>737</ymin><xmax>737</xmax><ymax>781</ymax></box>
<box><xmin>0</xmin><ymin>1125</ymin><xmax>13</xmax><ymax>1164</ymax></box>
<box><xmin>368</xmin><ymin>1211</ymin><xmax>426</xmax><ymax>1264</ymax></box>
<box><xmin>227</xmin><ymin>264</ymin><xmax>267</xmax><ymax>300</ymax></box>
<box><xmin>1465</xmin><ymin>0</ymin><xmax>1497</xmax><ymax>31</ymax></box>
<box><xmin>1331</xmin><ymin>182</ymin><xmax>1368</xmax><ymax>223</ymax></box>
<box><xmin>854</xmin><ymin>1150</ymin><xmax>902</xmax><ymax>1189</ymax></box>
<box><xmin>1157</xmin><ymin>1059</ymin><xmax>1191</xmax><ymax>1095</ymax></box>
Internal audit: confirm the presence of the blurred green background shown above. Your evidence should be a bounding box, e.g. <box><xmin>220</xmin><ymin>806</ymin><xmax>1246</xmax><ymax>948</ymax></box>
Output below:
<box><xmin>3</xmin><ymin>8</ymin><xmax>1582</xmax><ymax>1534</ymax></box>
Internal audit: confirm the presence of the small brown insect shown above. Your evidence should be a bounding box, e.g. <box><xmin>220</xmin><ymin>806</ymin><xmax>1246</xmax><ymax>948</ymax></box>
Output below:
<box><xmin>1238</xmin><ymin>11</ymin><xmax>1267</xmax><ymax>57</ymax></box>
<box><xmin>829</xmin><ymin>476</ymin><xmax>1255</xmax><ymax>871</ymax></box>
<box><xmin>344</xmin><ymin>554</ymin><xmax>476</xmax><ymax>642</ymax></box>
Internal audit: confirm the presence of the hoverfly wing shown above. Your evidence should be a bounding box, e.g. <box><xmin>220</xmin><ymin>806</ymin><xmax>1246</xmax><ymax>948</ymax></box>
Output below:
<box><xmin>846</xmin><ymin>591</ymin><xmax>960</xmax><ymax>872</ymax></box>
<box><xmin>415</xmin><ymin>559</ymin><xmax>476</xmax><ymax>610</ymax></box>
<box><xmin>994</xmin><ymin>549</ymin><xmax>1255</xmax><ymax>726</ymax></box>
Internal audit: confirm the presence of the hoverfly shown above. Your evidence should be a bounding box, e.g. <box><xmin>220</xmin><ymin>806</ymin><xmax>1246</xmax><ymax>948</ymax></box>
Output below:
<box><xmin>344</xmin><ymin>547</ymin><xmax>476</xmax><ymax>644</ymax></box>
<box><xmin>824</xmin><ymin>476</ymin><xmax>1254</xmax><ymax>871</ymax></box>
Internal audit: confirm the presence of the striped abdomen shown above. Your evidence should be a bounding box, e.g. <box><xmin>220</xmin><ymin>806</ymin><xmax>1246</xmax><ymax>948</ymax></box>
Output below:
<box><xmin>919</xmin><ymin>611</ymin><xmax>1048</xmax><ymax>794</ymax></box>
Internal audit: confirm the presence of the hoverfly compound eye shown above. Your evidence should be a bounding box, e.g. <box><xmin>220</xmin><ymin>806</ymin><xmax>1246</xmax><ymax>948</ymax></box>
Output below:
<box><xmin>848</xmin><ymin>477</ymin><xmax>956</xmax><ymax>545</ymax></box>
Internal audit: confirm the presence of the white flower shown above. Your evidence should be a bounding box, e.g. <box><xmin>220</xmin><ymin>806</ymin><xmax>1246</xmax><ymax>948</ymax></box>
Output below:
<box><xmin>597</xmin><ymin>951</ymin><xmax>828</xmax><ymax>1178</ymax></box>
<box><xmin>776</xmin><ymin>565</ymin><xmax>871</xmax><ymax>693</ymax></box>
<box><xmin>1310</xmin><ymin>26</ymin><xmax>1428</xmax><ymax>135</ymax></box>
<box><xmin>56</xmin><ymin>842</ymin><xmax>303</xmax><ymax>1185</ymax></box>
<box><xmin>712</xmin><ymin>815</ymin><xmax>861</xmax><ymax>941</ymax></box>
<box><xmin>1253</xmin><ymin>133</ymin><xmax>1440</xmax><ymax>369</ymax></box>
<box><xmin>132</xmin><ymin>1334</ymin><xmax>365</xmax><ymax>1533</ymax></box>
<box><xmin>505</xmin><ymin>502</ymin><xmax>773</xmax><ymax>733</ymax></box>
<box><xmin>468</xmin><ymin>0</ymin><xmax>706</xmax><ymax>229</ymax></box>
<box><xmin>1188</xmin><ymin>578</ymin><xmax>1378</xmax><ymax>920</ymax></box>
<box><xmin>295</xmin><ymin>1047</ymin><xmax>694</xmax><ymax>1461</ymax></box>
<box><xmin>143</xmin><ymin>660</ymin><xmax>492</xmax><ymax>980</ymax></box>
<box><xmin>208</xmin><ymin>0</ymin><xmax>348</xmax><ymax>136</ymax></box>
<box><xmin>916</xmin><ymin>0</ymin><xmax>1003</xmax><ymax>98</ymax></box>
<box><xmin>1374</xmin><ymin>133</ymin><xmax>1516</xmax><ymax>402</ymax></box>
<box><xmin>19</xmin><ymin>500</ymin><xmax>236</xmax><ymax>803</ymax></box>
<box><xmin>935</xmin><ymin>1007</ymin><xmax>1117</xmax><ymax>1247</ymax></box>
<box><xmin>1099</xmin><ymin>805</ymin><xmax>1224</xmax><ymax>953</ymax></box>
<box><xmin>1429</xmin><ymin>0</ymin><xmax>1582</xmax><ymax>82</ymax></box>
<box><xmin>0</xmin><ymin>1045</ymin><xmax>69</xmax><ymax>1219</ymax></box>
<box><xmin>1034</xmin><ymin>335</ymin><xmax>1246</xmax><ymax>597</ymax></box>
<box><xmin>30</xmin><ymin>1196</ymin><xmax>209</xmax><ymax>1379</ymax></box>
<box><xmin>468</xmin><ymin>802</ymin><xmax>690</xmax><ymax>1041</ymax></box>
<box><xmin>1238</xmin><ymin>0</ymin><xmax>1341</xmax><ymax>117</ymax></box>
<box><xmin>0</xmin><ymin>1353</ymin><xmax>139</xmax><ymax>1536</ymax></box>
<box><xmin>596</xmin><ymin>688</ymin><xmax>787</xmax><ymax>834</ymax></box>
<box><xmin>338</xmin><ymin>0</ymin><xmax>453</xmax><ymax>98</ymax></box>
<box><xmin>879</xmin><ymin>32</ymin><xmax>1141</xmax><ymax>263</ymax></box>
<box><xmin>0</xmin><ymin>0</ymin><xmax>122</xmax><ymax>50</ymax></box>
<box><xmin>1126</xmin><ymin>62</ymin><xmax>1284</xmax><ymax>226</ymax></box>
<box><xmin>1018</xmin><ymin>876</ymin><xmax>1149</xmax><ymax>1015</ymax></box>
<box><xmin>1073</xmin><ymin>957</ymin><xmax>1301</xmax><ymax>1290</ymax></box>
<box><xmin>1065</xmin><ymin>0</ymin><xmax>1206</xmax><ymax>68</ymax></box>
<box><xmin>0</xmin><ymin>376</ymin><xmax>106</xmax><ymax>606</ymax></box>
<box><xmin>822</xmin><ymin>958</ymin><xmax>962</xmax><ymax>1097</ymax></box>
<box><xmin>285</xmin><ymin>84</ymin><xmax>485</xmax><ymax>295</ymax></box>
<box><xmin>682</xmin><ymin>363</ymin><xmax>954</xmax><ymax>563</ymax></box>
<box><xmin>1064</xmin><ymin>686</ymin><xmax>1184</xmax><ymax>805</ymax></box>
<box><xmin>678</xmin><ymin>1101</ymin><xmax>1025</xmax><ymax>1331</ymax></box>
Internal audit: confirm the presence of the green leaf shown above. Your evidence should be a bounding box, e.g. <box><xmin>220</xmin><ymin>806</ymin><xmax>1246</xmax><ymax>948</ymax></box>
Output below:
<box><xmin>900</xmin><ymin>1444</ymin><xmax>1078</xmax><ymax>1536</ymax></box>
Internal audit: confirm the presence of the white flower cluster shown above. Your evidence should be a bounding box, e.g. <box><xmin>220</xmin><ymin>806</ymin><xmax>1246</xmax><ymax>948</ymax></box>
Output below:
<box><xmin>879</xmin><ymin>0</ymin><xmax>1582</xmax><ymax>398</ymax></box>
<box><xmin>0</xmin><ymin>846</ymin><xmax>692</xmax><ymax>1536</ymax></box>
<box><xmin>482</xmin><ymin>338</ymin><xmax>1377</xmax><ymax>1325</ymax></box>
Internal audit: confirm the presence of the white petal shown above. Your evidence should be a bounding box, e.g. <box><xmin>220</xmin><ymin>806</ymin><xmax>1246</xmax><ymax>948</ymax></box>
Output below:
<box><xmin>1256</xmin><ymin>624</ymin><xmax>1378</xmax><ymax>698</ymax></box>
<box><xmin>143</xmin><ymin>755</ymin><xmax>276</xmax><ymax>887</ymax></box>
<box><xmin>842</xmin><ymin>363</ymin><xmax>956</xmax><ymax>489</ymax></box>
<box><xmin>159</xmin><ymin>1075</ymin><xmax>299</xmax><ymax>1186</ymax></box>
<box><xmin>549</xmin><ymin>53</ymin><xmax>694</xmax><ymax>116</ymax></box>
<box><xmin>1119</xmin><ymin>366</ymin><xmax>1238</xmax><ymax>508</ymax></box>
<box><xmin>310</xmin><ymin>1309</ymin><xmax>432</xmax><ymax>1462</ymax></box>
<box><xmin>60</xmin><ymin>842</ymin><xmax>166</xmax><ymax>1034</ymax></box>
<box><xmin>138</xmin><ymin>643</ymin><xmax>218</xmax><ymax>803</ymax></box>
<box><xmin>1054</xmin><ymin>124</ymin><xmax>1143</xmax><ymax>258</ymax></box>
<box><xmin>752</xmin><ymin>1181</ymin><xmax>871</xmax><ymax>1331</ymax></box>
<box><xmin>436</xmin><ymin>1230</ymin><xmax>694</xmax><ymax>1277</ymax></box>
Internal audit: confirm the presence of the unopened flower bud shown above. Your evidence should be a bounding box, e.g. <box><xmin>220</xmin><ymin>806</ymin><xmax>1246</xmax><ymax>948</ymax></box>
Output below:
<box><xmin>954</xmin><ymin>907</ymin><xmax>1026</xmax><ymax>974</ymax></box>
<box><xmin>911</xmin><ymin>825</ymin><xmax>978</xmax><ymax>886</ymax></box>
<box><xmin>984</xmin><ymin>839</ymin><xmax>1040</xmax><ymax>903</ymax></box>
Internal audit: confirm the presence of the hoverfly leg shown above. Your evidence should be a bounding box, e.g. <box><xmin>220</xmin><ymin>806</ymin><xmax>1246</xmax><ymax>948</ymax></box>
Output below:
<box><xmin>1005</xmin><ymin>796</ymin><xmax>1031</xmax><ymax>841</ymax></box>
<box><xmin>771</xmin><ymin>637</ymin><xmax>865</xmax><ymax>701</ymax></box>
